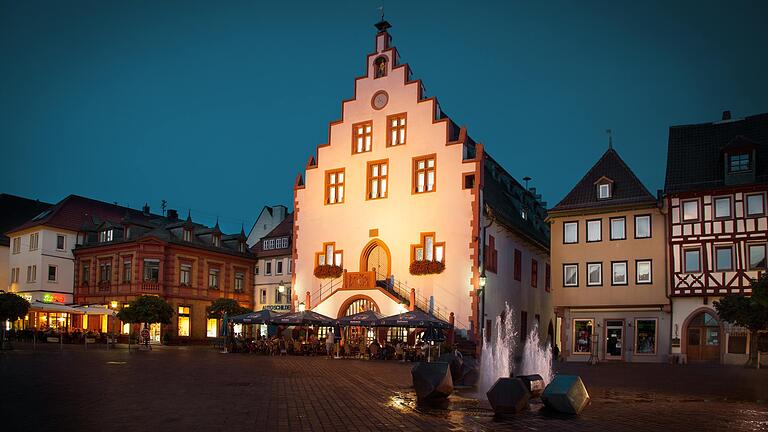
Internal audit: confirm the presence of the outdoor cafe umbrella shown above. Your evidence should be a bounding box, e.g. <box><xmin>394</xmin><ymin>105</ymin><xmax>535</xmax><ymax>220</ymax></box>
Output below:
<box><xmin>271</xmin><ymin>310</ymin><xmax>337</xmax><ymax>326</ymax></box>
<box><xmin>230</xmin><ymin>309</ymin><xmax>282</xmax><ymax>325</ymax></box>
<box><xmin>337</xmin><ymin>310</ymin><xmax>385</xmax><ymax>327</ymax></box>
<box><xmin>375</xmin><ymin>309</ymin><xmax>452</xmax><ymax>329</ymax></box>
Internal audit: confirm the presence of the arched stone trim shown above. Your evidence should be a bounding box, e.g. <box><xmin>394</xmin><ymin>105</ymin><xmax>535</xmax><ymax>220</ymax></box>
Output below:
<box><xmin>680</xmin><ymin>306</ymin><xmax>723</xmax><ymax>359</ymax></box>
<box><xmin>359</xmin><ymin>238</ymin><xmax>392</xmax><ymax>277</ymax></box>
<box><xmin>337</xmin><ymin>294</ymin><xmax>380</xmax><ymax>319</ymax></box>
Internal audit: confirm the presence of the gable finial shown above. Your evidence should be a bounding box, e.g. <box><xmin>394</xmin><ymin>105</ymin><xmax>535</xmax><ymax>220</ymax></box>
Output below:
<box><xmin>379</xmin><ymin>4</ymin><xmax>384</xmax><ymax>22</ymax></box>
<box><xmin>606</xmin><ymin>129</ymin><xmax>613</xmax><ymax>150</ymax></box>
<box><xmin>374</xmin><ymin>3</ymin><xmax>391</xmax><ymax>32</ymax></box>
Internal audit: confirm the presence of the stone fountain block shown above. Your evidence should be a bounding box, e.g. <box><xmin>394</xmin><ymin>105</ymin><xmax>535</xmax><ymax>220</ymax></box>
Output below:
<box><xmin>518</xmin><ymin>374</ymin><xmax>546</xmax><ymax>398</ymax></box>
<box><xmin>456</xmin><ymin>356</ymin><xmax>478</xmax><ymax>386</ymax></box>
<box><xmin>486</xmin><ymin>377</ymin><xmax>530</xmax><ymax>415</ymax></box>
<box><xmin>437</xmin><ymin>353</ymin><xmax>463</xmax><ymax>383</ymax></box>
<box><xmin>411</xmin><ymin>362</ymin><xmax>454</xmax><ymax>401</ymax></box>
<box><xmin>541</xmin><ymin>375</ymin><xmax>590</xmax><ymax>415</ymax></box>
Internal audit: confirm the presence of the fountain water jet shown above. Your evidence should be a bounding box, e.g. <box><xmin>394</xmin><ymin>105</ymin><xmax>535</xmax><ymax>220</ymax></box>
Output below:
<box><xmin>519</xmin><ymin>324</ymin><xmax>554</xmax><ymax>385</ymax></box>
<box><xmin>478</xmin><ymin>303</ymin><xmax>517</xmax><ymax>395</ymax></box>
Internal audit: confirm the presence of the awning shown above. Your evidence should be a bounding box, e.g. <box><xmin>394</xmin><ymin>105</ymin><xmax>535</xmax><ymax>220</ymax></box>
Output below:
<box><xmin>73</xmin><ymin>305</ymin><xmax>115</xmax><ymax>316</ymax></box>
<box><xmin>272</xmin><ymin>310</ymin><xmax>337</xmax><ymax>326</ymax></box>
<box><xmin>29</xmin><ymin>301</ymin><xmax>83</xmax><ymax>314</ymax></box>
<box><xmin>230</xmin><ymin>309</ymin><xmax>283</xmax><ymax>324</ymax></box>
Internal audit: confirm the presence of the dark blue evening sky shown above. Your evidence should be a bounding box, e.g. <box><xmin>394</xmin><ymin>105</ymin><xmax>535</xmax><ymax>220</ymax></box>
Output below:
<box><xmin>2</xmin><ymin>0</ymin><xmax>767</xmax><ymax>232</ymax></box>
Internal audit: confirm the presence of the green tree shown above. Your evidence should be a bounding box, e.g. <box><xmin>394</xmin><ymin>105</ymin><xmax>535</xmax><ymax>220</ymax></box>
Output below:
<box><xmin>206</xmin><ymin>298</ymin><xmax>251</xmax><ymax>319</ymax></box>
<box><xmin>0</xmin><ymin>293</ymin><xmax>30</xmax><ymax>350</ymax></box>
<box><xmin>714</xmin><ymin>274</ymin><xmax>768</xmax><ymax>367</ymax></box>
<box><xmin>117</xmin><ymin>295</ymin><xmax>174</xmax><ymax>326</ymax></box>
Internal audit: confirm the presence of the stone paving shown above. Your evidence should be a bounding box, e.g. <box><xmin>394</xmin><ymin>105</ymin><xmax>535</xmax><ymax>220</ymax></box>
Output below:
<box><xmin>2</xmin><ymin>344</ymin><xmax>768</xmax><ymax>431</ymax></box>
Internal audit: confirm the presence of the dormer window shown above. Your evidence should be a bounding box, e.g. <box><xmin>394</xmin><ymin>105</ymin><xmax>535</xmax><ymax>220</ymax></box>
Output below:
<box><xmin>374</xmin><ymin>56</ymin><xmax>388</xmax><ymax>78</ymax></box>
<box><xmin>99</xmin><ymin>229</ymin><xmax>114</xmax><ymax>242</ymax></box>
<box><xmin>729</xmin><ymin>153</ymin><xmax>750</xmax><ymax>173</ymax></box>
<box><xmin>183</xmin><ymin>229</ymin><xmax>192</xmax><ymax>242</ymax></box>
<box><xmin>598</xmin><ymin>183</ymin><xmax>611</xmax><ymax>199</ymax></box>
<box><xmin>213</xmin><ymin>235</ymin><xmax>220</xmax><ymax>247</ymax></box>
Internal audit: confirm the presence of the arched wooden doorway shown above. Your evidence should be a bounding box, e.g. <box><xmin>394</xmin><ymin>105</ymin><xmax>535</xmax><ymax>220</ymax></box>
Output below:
<box><xmin>338</xmin><ymin>295</ymin><xmax>380</xmax><ymax>346</ymax></box>
<box><xmin>685</xmin><ymin>310</ymin><xmax>721</xmax><ymax>363</ymax></box>
<box><xmin>360</xmin><ymin>239</ymin><xmax>391</xmax><ymax>280</ymax></box>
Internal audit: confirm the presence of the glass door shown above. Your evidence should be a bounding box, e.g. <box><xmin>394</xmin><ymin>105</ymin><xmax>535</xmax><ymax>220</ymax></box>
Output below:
<box><xmin>605</xmin><ymin>320</ymin><xmax>624</xmax><ymax>360</ymax></box>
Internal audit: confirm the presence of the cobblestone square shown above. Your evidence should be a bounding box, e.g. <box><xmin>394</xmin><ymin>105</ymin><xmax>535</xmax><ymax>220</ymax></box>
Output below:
<box><xmin>2</xmin><ymin>345</ymin><xmax>768</xmax><ymax>431</ymax></box>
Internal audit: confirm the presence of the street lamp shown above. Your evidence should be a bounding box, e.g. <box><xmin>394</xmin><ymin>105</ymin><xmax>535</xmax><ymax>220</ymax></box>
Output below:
<box><xmin>298</xmin><ymin>302</ymin><xmax>306</xmax><ymax>312</ymax></box>
<box><xmin>110</xmin><ymin>300</ymin><xmax>118</xmax><ymax>309</ymax></box>
<box><xmin>278</xmin><ymin>281</ymin><xmax>285</xmax><ymax>293</ymax></box>
<box><xmin>479</xmin><ymin>270</ymin><xmax>487</xmax><ymax>288</ymax></box>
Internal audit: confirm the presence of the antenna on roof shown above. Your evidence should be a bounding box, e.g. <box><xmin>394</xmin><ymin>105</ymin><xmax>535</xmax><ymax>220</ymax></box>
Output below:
<box><xmin>161</xmin><ymin>200</ymin><xmax>167</xmax><ymax>216</ymax></box>
<box><xmin>606</xmin><ymin>129</ymin><xmax>613</xmax><ymax>150</ymax></box>
<box><xmin>523</xmin><ymin>176</ymin><xmax>532</xmax><ymax>189</ymax></box>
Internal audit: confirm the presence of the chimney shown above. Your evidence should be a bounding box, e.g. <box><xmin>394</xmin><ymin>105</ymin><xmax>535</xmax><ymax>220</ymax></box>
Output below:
<box><xmin>722</xmin><ymin>110</ymin><xmax>731</xmax><ymax>121</ymax></box>
<box><xmin>167</xmin><ymin>209</ymin><xmax>178</xmax><ymax>221</ymax></box>
<box><xmin>142</xmin><ymin>203</ymin><xmax>150</xmax><ymax>215</ymax></box>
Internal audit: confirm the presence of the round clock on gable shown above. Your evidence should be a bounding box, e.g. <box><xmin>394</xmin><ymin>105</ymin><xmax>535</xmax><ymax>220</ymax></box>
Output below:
<box><xmin>371</xmin><ymin>90</ymin><xmax>389</xmax><ymax>110</ymax></box>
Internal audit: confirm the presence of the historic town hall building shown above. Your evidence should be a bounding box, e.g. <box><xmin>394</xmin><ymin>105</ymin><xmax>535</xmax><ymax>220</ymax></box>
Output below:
<box><xmin>665</xmin><ymin>111</ymin><xmax>768</xmax><ymax>364</ymax></box>
<box><xmin>292</xmin><ymin>21</ymin><xmax>552</xmax><ymax>345</ymax></box>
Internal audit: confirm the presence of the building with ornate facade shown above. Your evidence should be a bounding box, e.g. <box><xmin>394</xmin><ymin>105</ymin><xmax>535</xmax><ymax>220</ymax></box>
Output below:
<box><xmin>550</xmin><ymin>147</ymin><xmax>670</xmax><ymax>362</ymax></box>
<box><xmin>291</xmin><ymin>21</ymin><xmax>552</xmax><ymax>347</ymax></box>
<box><xmin>664</xmin><ymin>111</ymin><xmax>768</xmax><ymax>364</ymax></box>
<box><xmin>72</xmin><ymin>206</ymin><xmax>256</xmax><ymax>343</ymax></box>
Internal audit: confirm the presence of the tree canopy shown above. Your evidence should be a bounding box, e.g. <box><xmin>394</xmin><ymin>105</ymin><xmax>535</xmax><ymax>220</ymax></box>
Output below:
<box><xmin>714</xmin><ymin>274</ymin><xmax>768</xmax><ymax>333</ymax></box>
<box><xmin>0</xmin><ymin>293</ymin><xmax>30</xmax><ymax>323</ymax></box>
<box><xmin>117</xmin><ymin>295</ymin><xmax>173</xmax><ymax>324</ymax></box>
<box><xmin>206</xmin><ymin>298</ymin><xmax>251</xmax><ymax>319</ymax></box>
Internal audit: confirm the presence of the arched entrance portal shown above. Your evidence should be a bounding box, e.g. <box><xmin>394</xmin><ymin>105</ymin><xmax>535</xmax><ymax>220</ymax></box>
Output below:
<box><xmin>338</xmin><ymin>296</ymin><xmax>381</xmax><ymax>346</ymax></box>
<box><xmin>685</xmin><ymin>310</ymin><xmax>721</xmax><ymax>363</ymax></box>
<box><xmin>360</xmin><ymin>239</ymin><xmax>391</xmax><ymax>280</ymax></box>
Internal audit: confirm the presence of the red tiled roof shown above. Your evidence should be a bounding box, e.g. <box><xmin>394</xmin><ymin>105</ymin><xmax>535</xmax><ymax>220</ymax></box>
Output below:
<box><xmin>8</xmin><ymin>194</ymin><xmax>158</xmax><ymax>234</ymax></box>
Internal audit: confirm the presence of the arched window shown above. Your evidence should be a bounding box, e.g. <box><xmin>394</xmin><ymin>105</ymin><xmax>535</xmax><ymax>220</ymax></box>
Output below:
<box><xmin>344</xmin><ymin>298</ymin><xmax>378</xmax><ymax>316</ymax></box>
<box><xmin>374</xmin><ymin>56</ymin><xmax>388</xmax><ymax>78</ymax></box>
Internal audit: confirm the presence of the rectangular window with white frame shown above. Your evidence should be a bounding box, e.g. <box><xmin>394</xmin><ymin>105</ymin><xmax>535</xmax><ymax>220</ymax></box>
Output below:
<box><xmin>586</xmin><ymin>219</ymin><xmax>601</xmax><ymax>242</ymax></box>
<box><xmin>563</xmin><ymin>264</ymin><xmax>578</xmax><ymax>287</ymax></box>
<box><xmin>56</xmin><ymin>234</ymin><xmax>66</xmax><ymax>251</ymax></box>
<box><xmin>288</xmin><ymin>259</ymin><xmax>292</xmax><ymax>274</ymax></box>
<box><xmin>634</xmin><ymin>215</ymin><xmax>651</xmax><ymax>238</ymax></box>
<box><xmin>746</xmin><ymin>193</ymin><xmax>765</xmax><ymax>217</ymax></box>
<box><xmin>587</xmin><ymin>262</ymin><xmax>602</xmax><ymax>286</ymax></box>
<box><xmin>180</xmin><ymin>263</ymin><xmax>192</xmax><ymax>285</ymax></box>
<box><xmin>610</xmin><ymin>217</ymin><xmax>625</xmax><ymax>240</ymax></box>
<box><xmin>259</xmin><ymin>289</ymin><xmax>267</xmax><ymax>304</ymax></box>
<box><xmin>748</xmin><ymin>244</ymin><xmax>766</xmax><ymax>270</ymax></box>
<box><xmin>636</xmin><ymin>260</ymin><xmax>652</xmax><ymax>284</ymax></box>
<box><xmin>611</xmin><ymin>261</ymin><xmax>627</xmax><ymax>285</ymax></box>
<box><xmin>265</xmin><ymin>261</ymin><xmax>272</xmax><ymax>275</ymax></box>
<box><xmin>276</xmin><ymin>260</ymin><xmax>283</xmax><ymax>275</ymax></box>
<box><xmin>48</xmin><ymin>265</ymin><xmax>57</xmax><ymax>282</ymax></box>
<box><xmin>12</xmin><ymin>237</ymin><xmax>21</xmax><ymax>254</ymax></box>
<box><xmin>563</xmin><ymin>221</ymin><xmax>578</xmax><ymax>244</ymax></box>
<box><xmin>714</xmin><ymin>196</ymin><xmax>732</xmax><ymax>219</ymax></box>
<box><xmin>29</xmin><ymin>232</ymin><xmax>39</xmax><ymax>251</ymax></box>
<box><xmin>682</xmin><ymin>200</ymin><xmax>699</xmax><ymax>221</ymax></box>
<box><xmin>234</xmin><ymin>272</ymin><xmax>245</xmax><ymax>293</ymax></box>
<box><xmin>714</xmin><ymin>245</ymin><xmax>733</xmax><ymax>271</ymax></box>
<box><xmin>413</xmin><ymin>155</ymin><xmax>436</xmax><ymax>194</ymax></box>
<box><xmin>598</xmin><ymin>183</ymin><xmax>611</xmax><ymax>199</ymax></box>
<box><xmin>325</xmin><ymin>169</ymin><xmax>345</xmax><ymax>204</ymax></box>
<box><xmin>683</xmin><ymin>249</ymin><xmax>700</xmax><ymax>273</ymax></box>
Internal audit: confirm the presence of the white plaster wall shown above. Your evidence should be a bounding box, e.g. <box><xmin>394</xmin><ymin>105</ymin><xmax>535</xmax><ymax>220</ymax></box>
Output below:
<box><xmin>313</xmin><ymin>289</ymin><xmax>406</xmax><ymax>319</ymax></box>
<box><xmin>7</xmin><ymin>227</ymin><xmax>76</xmax><ymax>303</ymax></box>
<box><xmin>1</xmin><ymin>245</ymin><xmax>8</xmax><ymax>291</ymax></box>
<box><xmin>294</xmin><ymin>38</ymin><xmax>476</xmax><ymax>328</ymax></box>
<box><xmin>254</xmin><ymin>255</ymin><xmax>293</xmax><ymax>310</ymax></box>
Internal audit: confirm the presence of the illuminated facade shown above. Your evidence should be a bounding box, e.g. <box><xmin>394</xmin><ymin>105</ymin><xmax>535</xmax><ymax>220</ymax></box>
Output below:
<box><xmin>292</xmin><ymin>21</ymin><xmax>552</xmax><ymax>345</ymax></box>
<box><xmin>252</xmin><ymin>214</ymin><xmax>293</xmax><ymax>312</ymax></box>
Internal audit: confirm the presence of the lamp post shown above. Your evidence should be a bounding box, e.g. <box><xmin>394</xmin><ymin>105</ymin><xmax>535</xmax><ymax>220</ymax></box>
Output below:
<box><xmin>109</xmin><ymin>301</ymin><xmax>118</xmax><ymax>349</ymax></box>
<box><xmin>478</xmin><ymin>203</ymin><xmax>494</xmax><ymax>346</ymax></box>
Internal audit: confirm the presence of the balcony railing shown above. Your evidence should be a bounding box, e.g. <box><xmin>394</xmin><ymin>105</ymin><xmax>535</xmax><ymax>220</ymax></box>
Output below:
<box><xmin>141</xmin><ymin>281</ymin><xmax>161</xmax><ymax>291</ymax></box>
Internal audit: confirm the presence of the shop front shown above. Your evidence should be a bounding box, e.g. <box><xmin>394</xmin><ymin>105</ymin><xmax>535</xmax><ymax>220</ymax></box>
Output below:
<box><xmin>562</xmin><ymin>307</ymin><xmax>670</xmax><ymax>363</ymax></box>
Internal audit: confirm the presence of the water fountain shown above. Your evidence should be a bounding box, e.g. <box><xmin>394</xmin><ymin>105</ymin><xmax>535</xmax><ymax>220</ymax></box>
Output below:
<box><xmin>520</xmin><ymin>324</ymin><xmax>554</xmax><ymax>385</ymax></box>
<box><xmin>478</xmin><ymin>303</ymin><xmax>517</xmax><ymax>395</ymax></box>
<box><xmin>478</xmin><ymin>303</ymin><xmax>554</xmax><ymax>395</ymax></box>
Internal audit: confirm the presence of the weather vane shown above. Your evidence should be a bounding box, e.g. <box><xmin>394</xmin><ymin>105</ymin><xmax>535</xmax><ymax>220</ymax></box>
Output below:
<box><xmin>606</xmin><ymin>129</ymin><xmax>613</xmax><ymax>149</ymax></box>
<box><xmin>378</xmin><ymin>4</ymin><xmax>385</xmax><ymax>22</ymax></box>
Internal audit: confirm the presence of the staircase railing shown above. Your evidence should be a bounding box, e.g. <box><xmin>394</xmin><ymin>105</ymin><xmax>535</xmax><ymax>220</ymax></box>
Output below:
<box><xmin>310</xmin><ymin>276</ymin><xmax>342</xmax><ymax>306</ymax></box>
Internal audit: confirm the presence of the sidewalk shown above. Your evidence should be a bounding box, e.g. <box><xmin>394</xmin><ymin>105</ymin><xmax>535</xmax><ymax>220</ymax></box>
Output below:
<box><xmin>555</xmin><ymin>361</ymin><xmax>768</xmax><ymax>402</ymax></box>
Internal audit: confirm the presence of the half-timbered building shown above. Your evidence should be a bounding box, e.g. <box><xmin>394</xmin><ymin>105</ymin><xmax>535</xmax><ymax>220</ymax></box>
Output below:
<box><xmin>665</xmin><ymin>111</ymin><xmax>768</xmax><ymax>364</ymax></box>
